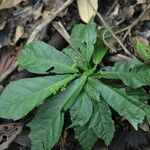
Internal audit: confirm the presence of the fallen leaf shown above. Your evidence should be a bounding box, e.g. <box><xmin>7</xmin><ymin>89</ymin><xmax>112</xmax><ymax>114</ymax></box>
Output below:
<box><xmin>0</xmin><ymin>21</ymin><xmax>6</xmax><ymax>30</ymax></box>
<box><xmin>14</xmin><ymin>128</ymin><xmax>31</xmax><ymax>148</ymax></box>
<box><xmin>32</xmin><ymin>2</ymin><xmax>43</xmax><ymax>20</ymax></box>
<box><xmin>14</xmin><ymin>26</ymin><xmax>24</xmax><ymax>44</ymax></box>
<box><xmin>0</xmin><ymin>123</ymin><xmax>23</xmax><ymax>150</ymax></box>
<box><xmin>125</xmin><ymin>6</ymin><xmax>135</xmax><ymax>19</ymax></box>
<box><xmin>140</xmin><ymin>123</ymin><xmax>149</xmax><ymax>132</ymax></box>
<box><xmin>0</xmin><ymin>21</ymin><xmax>13</xmax><ymax>48</ymax></box>
<box><xmin>77</xmin><ymin>0</ymin><xmax>98</xmax><ymax>23</ymax></box>
<box><xmin>0</xmin><ymin>0</ymin><xmax>24</xmax><ymax>10</ymax></box>
<box><xmin>0</xmin><ymin>46</ymin><xmax>16</xmax><ymax>75</ymax></box>
<box><xmin>42</xmin><ymin>8</ymin><xmax>55</xmax><ymax>20</ymax></box>
<box><xmin>132</xmin><ymin>36</ymin><xmax>150</xmax><ymax>61</ymax></box>
<box><xmin>141</xmin><ymin>7</ymin><xmax>150</xmax><ymax>21</ymax></box>
<box><xmin>0</xmin><ymin>85</ymin><xmax>3</xmax><ymax>92</ymax></box>
<box><xmin>136</xmin><ymin>0</ymin><xmax>146</xmax><ymax>4</ymax></box>
<box><xmin>110</xmin><ymin>4</ymin><xmax>120</xmax><ymax>19</ymax></box>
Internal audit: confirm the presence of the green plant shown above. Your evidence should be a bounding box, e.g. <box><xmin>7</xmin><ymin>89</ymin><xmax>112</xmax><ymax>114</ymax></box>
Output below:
<box><xmin>0</xmin><ymin>20</ymin><xmax>150</xmax><ymax>150</ymax></box>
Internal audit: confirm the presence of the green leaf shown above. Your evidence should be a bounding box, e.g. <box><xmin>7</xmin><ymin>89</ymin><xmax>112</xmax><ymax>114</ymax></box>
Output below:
<box><xmin>89</xmin><ymin>100</ymin><xmax>115</xmax><ymax>145</ymax></box>
<box><xmin>71</xmin><ymin>20</ymin><xmax>97</xmax><ymax>62</ymax></box>
<box><xmin>125</xmin><ymin>87</ymin><xmax>150</xmax><ymax>102</ymax></box>
<box><xmin>17</xmin><ymin>41</ymin><xmax>78</xmax><ymax>74</ymax></box>
<box><xmin>93</xmin><ymin>39</ymin><xmax>108</xmax><ymax>64</ymax></box>
<box><xmin>84</xmin><ymin>81</ymin><xmax>100</xmax><ymax>101</ymax></box>
<box><xmin>71</xmin><ymin>24</ymin><xmax>86</xmax><ymax>48</ymax></box>
<box><xmin>70</xmin><ymin>91</ymin><xmax>93</xmax><ymax>126</ymax></box>
<box><xmin>135</xmin><ymin>37</ymin><xmax>150</xmax><ymax>61</ymax></box>
<box><xmin>27</xmin><ymin>76</ymin><xmax>87</xmax><ymax>150</ymax></box>
<box><xmin>0</xmin><ymin>75</ymin><xmax>75</xmax><ymax>120</ymax></box>
<box><xmin>43</xmin><ymin>76</ymin><xmax>87</xmax><ymax>112</ymax></box>
<box><xmin>75</xmin><ymin>125</ymin><xmax>98</xmax><ymax>150</ymax></box>
<box><xmin>98</xmin><ymin>60</ymin><xmax>150</xmax><ymax>88</ymax></box>
<box><xmin>63</xmin><ymin>76</ymin><xmax>87</xmax><ymax>110</ymax></box>
<box><xmin>27</xmin><ymin>98</ymin><xmax>64</xmax><ymax>150</ymax></box>
<box><xmin>63</xmin><ymin>46</ymin><xmax>88</xmax><ymax>70</ymax></box>
<box><xmin>88</xmin><ymin>77</ymin><xmax>150</xmax><ymax>129</ymax></box>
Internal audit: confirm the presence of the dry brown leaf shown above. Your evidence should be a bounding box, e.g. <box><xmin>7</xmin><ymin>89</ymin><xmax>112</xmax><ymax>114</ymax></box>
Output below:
<box><xmin>0</xmin><ymin>21</ymin><xmax>6</xmax><ymax>30</ymax></box>
<box><xmin>32</xmin><ymin>3</ymin><xmax>43</xmax><ymax>20</ymax></box>
<box><xmin>0</xmin><ymin>0</ymin><xmax>25</xmax><ymax>10</ymax></box>
<box><xmin>136</xmin><ymin>0</ymin><xmax>146</xmax><ymax>4</ymax></box>
<box><xmin>140</xmin><ymin>4</ymin><xmax>150</xmax><ymax>21</ymax></box>
<box><xmin>14</xmin><ymin>26</ymin><xmax>24</xmax><ymax>44</ymax></box>
<box><xmin>77</xmin><ymin>0</ymin><xmax>98</xmax><ymax>23</ymax></box>
<box><xmin>141</xmin><ymin>11</ymin><xmax>150</xmax><ymax>21</ymax></box>
<box><xmin>0</xmin><ymin>85</ymin><xmax>3</xmax><ymax>92</ymax></box>
<box><xmin>110</xmin><ymin>4</ymin><xmax>120</xmax><ymax>19</ymax></box>
<box><xmin>125</xmin><ymin>6</ymin><xmax>135</xmax><ymax>19</ymax></box>
<box><xmin>140</xmin><ymin>123</ymin><xmax>149</xmax><ymax>132</ymax></box>
<box><xmin>0</xmin><ymin>123</ymin><xmax>23</xmax><ymax>150</ymax></box>
<box><xmin>42</xmin><ymin>9</ymin><xmax>55</xmax><ymax>20</ymax></box>
<box><xmin>0</xmin><ymin>46</ymin><xmax>16</xmax><ymax>75</ymax></box>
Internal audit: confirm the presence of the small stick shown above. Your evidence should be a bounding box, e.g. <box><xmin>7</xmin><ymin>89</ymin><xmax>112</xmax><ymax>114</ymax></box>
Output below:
<box><xmin>96</xmin><ymin>12</ymin><xmax>136</xmax><ymax>59</ymax></box>
<box><xmin>0</xmin><ymin>63</ymin><xmax>18</xmax><ymax>83</ymax></box>
<box><xmin>104</xmin><ymin>26</ymin><xmax>129</xmax><ymax>38</ymax></box>
<box><xmin>52</xmin><ymin>21</ymin><xmax>88</xmax><ymax>66</ymax></box>
<box><xmin>0</xmin><ymin>0</ymin><xmax>74</xmax><ymax>83</ymax></box>
<box><xmin>102</xmin><ymin>30</ymin><xmax>117</xmax><ymax>52</ymax></box>
<box><xmin>52</xmin><ymin>21</ymin><xmax>71</xmax><ymax>45</ymax></box>
<box><xmin>27</xmin><ymin>0</ymin><xmax>74</xmax><ymax>44</ymax></box>
<box><xmin>123</xmin><ymin>4</ymin><xmax>150</xmax><ymax>41</ymax></box>
<box><xmin>109</xmin><ymin>54</ymin><xmax>133</xmax><ymax>62</ymax></box>
<box><xmin>87</xmin><ymin>0</ymin><xmax>136</xmax><ymax>59</ymax></box>
<box><xmin>106</xmin><ymin>0</ymin><xmax>119</xmax><ymax>16</ymax></box>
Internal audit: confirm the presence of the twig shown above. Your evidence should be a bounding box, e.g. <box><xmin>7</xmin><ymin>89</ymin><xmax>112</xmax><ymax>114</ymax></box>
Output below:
<box><xmin>109</xmin><ymin>54</ymin><xmax>133</xmax><ymax>62</ymax></box>
<box><xmin>0</xmin><ymin>0</ymin><xmax>74</xmax><ymax>83</ymax></box>
<box><xmin>123</xmin><ymin>4</ymin><xmax>150</xmax><ymax>41</ymax></box>
<box><xmin>104</xmin><ymin>26</ymin><xmax>129</xmax><ymax>39</ymax></box>
<box><xmin>106</xmin><ymin>0</ymin><xmax>119</xmax><ymax>16</ymax></box>
<box><xmin>0</xmin><ymin>63</ymin><xmax>18</xmax><ymax>83</ymax></box>
<box><xmin>27</xmin><ymin>0</ymin><xmax>74</xmax><ymax>44</ymax></box>
<box><xmin>96</xmin><ymin>12</ymin><xmax>136</xmax><ymax>59</ymax></box>
<box><xmin>102</xmin><ymin>30</ymin><xmax>117</xmax><ymax>52</ymax></box>
<box><xmin>52</xmin><ymin>21</ymin><xmax>71</xmax><ymax>45</ymax></box>
<box><xmin>52</xmin><ymin>21</ymin><xmax>89</xmax><ymax>67</ymax></box>
<box><xmin>87</xmin><ymin>0</ymin><xmax>136</xmax><ymax>59</ymax></box>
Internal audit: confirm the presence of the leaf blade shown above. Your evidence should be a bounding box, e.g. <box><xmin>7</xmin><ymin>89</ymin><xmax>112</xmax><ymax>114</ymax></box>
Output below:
<box><xmin>70</xmin><ymin>91</ymin><xmax>93</xmax><ymax>126</ymax></box>
<box><xmin>27</xmin><ymin>98</ymin><xmax>64</xmax><ymax>150</ymax></box>
<box><xmin>63</xmin><ymin>46</ymin><xmax>88</xmax><ymax>70</ymax></box>
<box><xmin>93</xmin><ymin>39</ymin><xmax>108</xmax><ymax>64</ymax></box>
<box><xmin>84</xmin><ymin>81</ymin><xmax>100</xmax><ymax>101</ymax></box>
<box><xmin>71</xmin><ymin>20</ymin><xmax>97</xmax><ymax>62</ymax></box>
<box><xmin>89</xmin><ymin>100</ymin><xmax>115</xmax><ymax>145</ymax></box>
<box><xmin>98</xmin><ymin>60</ymin><xmax>150</xmax><ymax>88</ymax></box>
<box><xmin>0</xmin><ymin>75</ymin><xmax>75</xmax><ymax>120</ymax></box>
<box><xmin>75</xmin><ymin>125</ymin><xmax>98</xmax><ymax>150</ymax></box>
<box><xmin>88</xmin><ymin>77</ymin><xmax>150</xmax><ymax>129</ymax></box>
<box><xmin>63</xmin><ymin>76</ymin><xmax>87</xmax><ymax>110</ymax></box>
<box><xmin>17</xmin><ymin>41</ymin><xmax>78</xmax><ymax>74</ymax></box>
<box><xmin>134</xmin><ymin>37</ymin><xmax>150</xmax><ymax>61</ymax></box>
